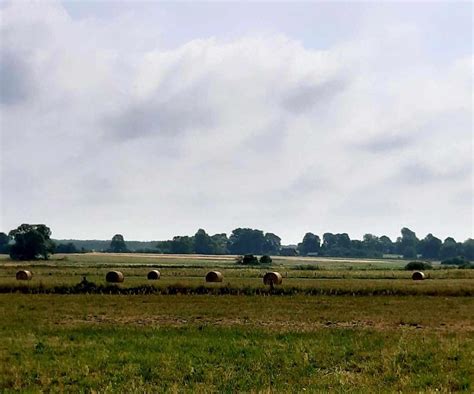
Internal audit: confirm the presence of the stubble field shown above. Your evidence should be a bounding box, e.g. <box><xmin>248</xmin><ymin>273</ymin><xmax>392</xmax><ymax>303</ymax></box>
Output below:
<box><xmin>0</xmin><ymin>253</ymin><xmax>473</xmax><ymax>392</ymax></box>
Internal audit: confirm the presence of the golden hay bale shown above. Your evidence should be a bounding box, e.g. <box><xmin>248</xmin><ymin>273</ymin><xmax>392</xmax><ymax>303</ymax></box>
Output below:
<box><xmin>412</xmin><ymin>271</ymin><xmax>426</xmax><ymax>281</ymax></box>
<box><xmin>205</xmin><ymin>271</ymin><xmax>223</xmax><ymax>282</ymax></box>
<box><xmin>147</xmin><ymin>270</ymin><xmax>161</xmax><ymax>280</ymax></box>
<box><xmin>106</xmin><ymin>271</ymin><xmax>124</xmax><ymax>283</ymax></box>
<box><xmin>16</xmin><ymin>270</ymin><xmax>32</xmax><ymax>281</ymax></box>
<box><xmin>263</xmin><ymin>272</ymin><xmax>283</xmax><ymax>286</ymax></box>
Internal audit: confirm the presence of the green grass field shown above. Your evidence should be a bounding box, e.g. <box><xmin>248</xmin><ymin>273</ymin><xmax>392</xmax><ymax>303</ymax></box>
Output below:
<box><xmin>1</xmin><ymin>253</ymin><xmax>473</xmax><ymax>392</ymax></box>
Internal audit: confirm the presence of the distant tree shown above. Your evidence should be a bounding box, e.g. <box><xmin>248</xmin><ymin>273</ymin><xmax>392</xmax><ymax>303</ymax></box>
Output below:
<box><xmin>349</xmin><ymin>240</ymin><xmax>371</xmax><ymax>258</ymax></box>
<box><xmin>419</xmin><ymin>233</ymin><xmax>442</xmax><ymax>259</ymax></box>
<box><xmin>211</xmin><ymin>233</ymin><xmax>229</xmax><ymax>254</ymax></box>
<box><xmin>280</xmin><ymin>247</ymin><xmax>298</xmax><ymax>256</ymax></box>
<box><xmin>402</xmin><ymin>246</ymin><xmax>417</xmax><ymax>259</ymax></box>
<box><xmin>170</xmin><ymin>236</ymin><xmax>194</xmax><ymax>254</ymax></box>
<box><xmin>109</xmin><ymin>234</ymin><xmax>128</xmax><ymax>253</ymax></box>
<box><xmin>439</xmin><ymin>237</ymin><xmax>459</xmax><ymax>260</ymax></box>
<box><xmin>405</xmin><ymin>261</ymin><xmax>433</xmax><ymax>270</ymax></box>
<box><xmin>441</xmin><ymin>256</ymin><xmax>468</xmax><ymax>266</ymax></box>
<box><xmin>363</xmin><ymin>234</ymin><xmax>382</xmax><ymax>253</ymax></box>
<box><xmin>235</xmin><ymin>254</ymin><xmax>260</xmax><ymax>265</ymax></box>
<box><xmin>156</xmin><ymin>240</ymin><xmax>173</xmax><ymax>254</ymax></box>
<box><xmin>397</xmin><ymin>227</ymin><xmax>419</xmax><ymax>258</ymax></box>
<box><xmin>241</xmin><ymin>254</ymin><xmax>259</xmax><ymax>265</ymax></box>
<box><xmin>55</xmin><ymin>242</ymin><xmax>78</xmax><ymax>254</ymax></box>
<box><xmin>194</xmin><ymin>229</ymin><xmax>213</xmax><ymax>254</ymax></box>
<box><xmin>228</xmin><ymin>228</ymin><xmax>267</xmax><ymax>255</ymax></box>
<box><xmin>263</xmin><ymin>233</ymin><xmax>281</xmax><ymax>255</ymax></box>
<box><xmin>260</xmin><ymin>255</ymin><xmax>272</xmax><ymax>265</ymax></box>
<box><xmin>379</xmin><ymin>235</ymin><xmax>395</xmax><ymax>254</ymax></box>
<box><xmin>321</xmin><ymin>233</ymin><xmax>352</xmax><ymax>256</ymax></box>
<box><xmin>322</xmin><ymin>233</ymin><xmax>336</xmax><ymax>251</ymax></box>
<box><xmin>0</xmin><ymin>232</ymin><xmax>10</xmax><ymax>254</ymax></box>
<box><xmin>326</xmin><ymin>233</ymin><xmax>351</xmax><ymax>250</ymax></box>
<box><xmin>350</xmin><ymin>239</ymin><xmax>364</xmax><ymax>251</ymax></box>
<box><xmin>336</xmin><ymin>233</ymin><xmax>351</xmax><ymax>249</ymax></box>
<box><xmin>297</xmin><ymin>233</ymin><xmax>321</xmax><ymax>256</ymax></box>
<box><xmin>9</xmin><ymin>224</ymin><xmax>55</xmax><ymax>260</ymax></box>
<box><xmin>462</xmin><ymin>238</ymin><xmax>474</xmax><ymax>261</ymax></box>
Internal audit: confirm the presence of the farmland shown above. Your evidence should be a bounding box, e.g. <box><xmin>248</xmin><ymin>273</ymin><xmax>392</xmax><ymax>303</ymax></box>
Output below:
<box><xmin>0</xmin><ymin>253</ymin><xmax>473</xmax><ymax>392</ymax></box>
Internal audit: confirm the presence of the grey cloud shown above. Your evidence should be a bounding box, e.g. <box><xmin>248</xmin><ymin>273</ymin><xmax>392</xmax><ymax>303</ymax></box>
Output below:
<box><xmin>356</xmin><ymin>109</ymin><xmax>472</xmax><ymax>155</ymax></box>
<box><xmin>106</xmin><ymin>83</ymin><xmax>216</xmax><ymax>141</ymax></box>
<box><xmin>77</xmin><ymin>175</ymin><xmax>124</xmax><ymax>205</ymax></box>
<box><xmin>241</xmin><ymin>119</ymin><xmax>288</xmax><ymax>153</ymax></box>
<box><xmin>282</xmin><ymin>79</ymin><xmax>347</xmax><ymax>114</ymax></box>
<box><xmin>400</xmin><ymin>163</ymin><xmax>438</xmax><ymax>185</ymax></box>
<box><xmin>356</xmin><ymin>134</ymin><xmax>414</xmax><ymax>153</ymax></box>
<box><xmin>288</xmin><ymin>177</ymin><xmax>327</xmax><ymax>195</ymax></box>
<box><xmin>274</xmin><ymin>172</ymin><xmax>331</xmax><ymax>201</ymax></box>
<box><xmin>0</xmin><ymin>50</ymin><xmax>34</xmax><ymax>105</ymax></box>
<box><xmin>392</xmin><ymin>162</ymin><xmax>471</xmax><ymax>185</ymax></box>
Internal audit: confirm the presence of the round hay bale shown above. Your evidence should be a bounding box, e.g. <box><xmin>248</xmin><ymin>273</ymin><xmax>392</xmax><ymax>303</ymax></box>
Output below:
<box><xmin>205</xmin><ymin>271</ymin><xmax>223</xmax><ymax>282</ymax></box>
<box><xmin>106</xmin><ymin>271</ymin><xmax>124</xmax><ymax>283</ymax></box>
<box><xmin>147</xmin><ymin>270</ymin><xmax>161</xmax><ymax>280</ymax></box>
<box><xmin>263</xmin><ymin>272</ymin><xmax>283</xmax><ymax>286</ymax></box>
<box><xmin>412</xmin><ymin>271</ymin><xmax>425</xmax><ymax>281</ymax></box>
<box><xmin>16</xmin><ymin>270</ymin><xmax>32</xmax><ymax>281</ymax></box>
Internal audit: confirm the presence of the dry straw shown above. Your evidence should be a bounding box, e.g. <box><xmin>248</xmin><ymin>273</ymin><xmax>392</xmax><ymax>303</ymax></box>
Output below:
<box><xmin>147</xmin><ymin>270</ymin><xmax>161</xmax><ymax>280</ymax></box>
<box><xmin>205</xmin><ymin>271</ymin><xmax>223</xmax><ymax>282</ymax></box>
<box><xmin>16</xmin><ymin>270</ymin><xmax>32</xmax><ymax>281</ymax></box>
<box><xmin>106</xmin><ymin>271</ymin><xmax>124</xmax><ymax>283</ymax></box>
<box><xmin>412</xmin><ymin>271</ymin><xmax>425</xmax><ymax>281</ymax></box>
<box><xmin>263</xmin><ymin>272</ymin><xmax>283</xmax><ymax>286</ymax></box>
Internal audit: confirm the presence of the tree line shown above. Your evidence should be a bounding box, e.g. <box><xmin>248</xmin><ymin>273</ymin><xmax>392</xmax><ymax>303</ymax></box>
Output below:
<box><xmin>101</xmin><ymin>227</ymin><xmax>474</xmax><ymax>261</ymax></box>
<box><xmin>1</xmin><ymin>224</ymin><xmax>473</xmax><ymax>261</ymax></box>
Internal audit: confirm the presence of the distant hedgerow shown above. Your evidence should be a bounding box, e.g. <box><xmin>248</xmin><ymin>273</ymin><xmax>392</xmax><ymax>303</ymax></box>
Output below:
<box><xmin>441</xmin><ymin>257</ymin><xmax>468</xmax><ymax>266</ymax></box>
<box><xmin>404</xmin><ymin>261</ymin><xmax>432</xmax><ymax>271</ymax></box>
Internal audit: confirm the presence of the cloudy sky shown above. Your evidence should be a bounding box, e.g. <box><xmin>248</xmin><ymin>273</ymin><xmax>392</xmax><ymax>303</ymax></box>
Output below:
<box><xmin>0</xmin><ymin>1</ymin><xmax>472</xmax><ymax>243</ymax></box>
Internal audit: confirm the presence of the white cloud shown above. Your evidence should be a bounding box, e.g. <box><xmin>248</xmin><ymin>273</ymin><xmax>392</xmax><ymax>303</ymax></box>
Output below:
<box><xmin>0</xmin><ymin>1</ymin><xmax>472</xmax><ymax>243</ymax></box>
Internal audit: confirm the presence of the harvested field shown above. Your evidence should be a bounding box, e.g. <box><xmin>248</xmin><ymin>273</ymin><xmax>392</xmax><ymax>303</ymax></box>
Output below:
<box><xmin>0</xmin><ymin>294</ymin><xmax>473</xmax><ymax>392</ymax></box>
<box><xmin>0</xmin><ymin>253</ymin><xmax>472</xmax><ymax>391</ymax></box>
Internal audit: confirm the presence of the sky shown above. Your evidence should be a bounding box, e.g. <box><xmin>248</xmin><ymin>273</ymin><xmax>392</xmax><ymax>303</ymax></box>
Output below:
<box><xmin>0</xmin><ymin>1</ymin><xmax>472</xmax><ymax>244</ymax></box>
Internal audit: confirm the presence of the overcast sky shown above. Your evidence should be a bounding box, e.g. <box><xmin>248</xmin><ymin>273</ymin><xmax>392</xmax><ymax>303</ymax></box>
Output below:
<box><xmin>0</xmin><ymin>1</ymin><xmax>472</xmax><ymax>243</ymax></box>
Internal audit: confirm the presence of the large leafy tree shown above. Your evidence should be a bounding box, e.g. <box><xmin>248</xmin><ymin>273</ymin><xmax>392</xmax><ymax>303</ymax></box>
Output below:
<box><xmin>170</xmin><ymin>236</ymin><xmax>194</xmax><ymax>254</ymax></box>
<box><xmin>419</xmin><ymin>233</ymin><xmax>442</xmax><ymax>259</ymax></box>
<box><xmin>379</xmin><ymin>235</ymin><xmax>395</xmax><ymax>254</ymax></box>
<box><xmin>227</xmin><ymin>228</ymin><xmax>267</xmax><ymax>255</ymax></box>
<box><xmin>322</xmin><ymin>233</ymin><xmax>351</xmax><ymax>250</ymax></box>
<box><xmin>297</xmin><ymin>232</ymin><xmax>321</xmax><ymax>256</ymax></box>
<box><xmin>362</xmin><ymin>234</ymin><xmax>382</xmax><ymax>253</ymax></box>
<box><xmin>9</xmin><ymin>224</ymin><xmax>55</xmax><ymax>260</ymax></box>
<box><xmin>396</xmin><ymin>227</ymin><xmax>419</xmax><ymax>259</ymax></box>
<box><xmin>321</xmin><ymin>233</ymin><xmax>352</xmax><ymax>256</ymax></box>
<box><xmin>439</xmin><ymin>237</ymin><xmax>459</xmax><ymax>260</ymax></box>
<box><xmin>211</xmin><ymin>233</ymin><xmax>228</xmax><ymax>255</ymax></box>
<box><xmin>462</xmin><ymin>239</ymin><xmax>474</xmax><ymax>260</ymax></box>
<box><xmin>194</xmin><ymin>229</ymin><xmax>213</xmax><ymax>254</ymax></box>
<box><xmin>263</xmin><ymin>233</ymin><xmax>281</xmax><ymax>255</ymax></box>
<box><xmin>109</xmin><ymin>234</ymin><xmax>128</xmax><ymax>253</ymax></box>
<box><xmin>322</xmin><ymin>232</ymin><xmax>334</xmax><ymax>249</ymax></box>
